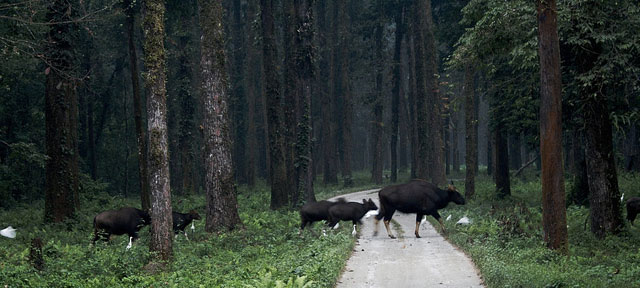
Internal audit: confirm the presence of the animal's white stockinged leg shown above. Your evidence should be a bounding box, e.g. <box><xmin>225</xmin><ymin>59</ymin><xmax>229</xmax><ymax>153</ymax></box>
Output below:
<box><xmin>126</xmin><ymin>237</ymin><xmax>133</xmax><ymax>250</ymax></box>
<box><xmin>184</xmin><ymin>231</ymin><xmax>189</xmax><ymax>241</ymax></box>
<box><xmin>191</xmin><ymin>222</ymin><xmax>195</xmax><ymax>232</ymax></box>
<box><xmin>322</xmin><ymin>229</ymin><xmax>327</xmax><ymax>237</ymax></box>
<box><xmin>175</xmin><ymin>234</ymin><xmax>179</xmax><ymax>240</ymax></box>
<box><xmin>352</xmin><ymin>224</ymin><xmax>357</xmax><ymax>236</ymax></box>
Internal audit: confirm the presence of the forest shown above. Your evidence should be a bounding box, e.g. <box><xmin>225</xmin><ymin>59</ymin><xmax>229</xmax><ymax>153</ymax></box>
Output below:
<box><xmin>1</xmin><ymin>0</ymin><xmax>639</xmax><ymax>287</ymax></box>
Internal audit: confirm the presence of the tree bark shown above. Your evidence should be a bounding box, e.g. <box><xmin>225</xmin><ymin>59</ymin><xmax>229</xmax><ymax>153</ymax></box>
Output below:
<box><xmin>142</xmin><ymin>0</ymin><xmax>172</xmax><ymax>261</ymax></box>
<box><xmin>337</xmin><ymin>0</ymin><xmax>353</xmax><ymax>187</ymax></box>
<box><xmin>464</xmin><ymin>63</ymin><xmax>477</xmax><ymax>199</ymax></box>
<box><xmin>231</xmin><ymin>0</ymin><xmax>248</xmax><ymax>185</ymax></box>
<box><xmin>283</xmin><ymin>0</ymin><xmax>298</xmax><ymax>199</ymax></box>
<box><xmin>494</xmin><ymin>123</ymin><xmax>510</xmax><ymax>198</ymax></box>
<box><xmin>44</xmin><ymin>0</ymin><xmax>79</xmax><ymax>222</ymax></box>
<box><xmin>390</xmin><ymin>3</ymin><xmax>405</xmax><ymax>183</ymax></box>
<box><xmin>537</xmin><ymin>0</ymin><xmax>568</xmax><ymax>253</ymax></box>
<box><xmin>245</xmin><ymin>0</ymin><xmax>260</xmax><ymax>187</ymax></box>
<box><xmin>413</xmin><ymin>0</ymin><xmax>429</xmax><ymax>180</ymax></box>
<box><xmin>371</xmin><ymin>0</ymin><xmax>384</xmax><ymax>185</ymax></box>
<box><xmin>422</xmin><ymin>0</ymin><xmax>445</xmax><ymax>186</ymax></box>
<box><xmin>199</xmin><ymin>0</ymin><xmax>243</xmax><ymax>231</ymax></box>
<box><xmin>124</xmin><ymin>0</ymin><xmax>150</xmax><ymax>210</ymax></box>
<box><xmin>261</xmin><ymin>0</ymin><xmax>289</xmax><ymax>209</ymax></box>
<box><xmin>294</xmin><ymin>0</ymin><xmax>315</xmax><ymax>204</ymax></box>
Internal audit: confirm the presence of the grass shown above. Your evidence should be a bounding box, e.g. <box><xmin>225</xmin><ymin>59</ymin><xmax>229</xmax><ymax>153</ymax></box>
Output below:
<box><xmin>0</xmin><ymin>170</ymin><xmax>398</xmax><ymax>288</ymax></box>
<box><xmin>434</xmin><ymin>170</ymin><xmax>640</xmax><ymax>288</ymax></box>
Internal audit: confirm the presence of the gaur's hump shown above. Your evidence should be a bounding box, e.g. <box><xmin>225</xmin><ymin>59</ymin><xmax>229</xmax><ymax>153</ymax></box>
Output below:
<box><xmin>334</xmin><ymin>197</ymin><xmax>347</xmax><ymax>203</ymax></box>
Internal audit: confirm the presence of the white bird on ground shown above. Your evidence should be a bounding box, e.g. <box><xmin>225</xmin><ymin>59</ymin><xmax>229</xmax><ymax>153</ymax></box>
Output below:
<box><xmin>126</xmin><ymin>236</ymin><xmax>133</xmax><ymax>250</ymax></box>
<box><xmin>621</xmin><ymin>193</ymin><xmax>625</xmax><ymax>203</ymax></box>
<box><xmin>1</xmin><ymin>226</ymin><xmax>16</xmax><ymax>238</ymax></box>
<box><xmin>352</xmin><ymin>224</ymin><xmax>357</xmax><ymax>236</ymax></box>
<box><xmin>446</xmin><ymin>214</ymin><xmax>452</xmax><ymax>221</ymax></box>
<box><xmin>456</xmin><ymin>216</ymin><xmax>471</xmax><ymax>225</ymax></box>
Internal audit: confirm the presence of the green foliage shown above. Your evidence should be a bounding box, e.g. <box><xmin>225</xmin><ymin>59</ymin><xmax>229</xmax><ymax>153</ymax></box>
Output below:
<box><xmin>0</xmin><ymin>181</ymin><xmax>359</xmax><ymax>287</ymax></box>
<box><xmin>438</xmin><ymin>172</ymin><xmax>640</xmax><ymax>287</ymax></box>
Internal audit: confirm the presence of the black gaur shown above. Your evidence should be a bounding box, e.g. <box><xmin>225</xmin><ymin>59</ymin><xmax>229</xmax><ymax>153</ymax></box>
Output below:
<box><xmin>92</xmin><ymin>207</ymin><xmax>151</xmax><ymax>249</ymax></box>
<box><xmin>374</xmin><ymin>180</ymin><xmax>465</xmax><ymax>238</ymax></box>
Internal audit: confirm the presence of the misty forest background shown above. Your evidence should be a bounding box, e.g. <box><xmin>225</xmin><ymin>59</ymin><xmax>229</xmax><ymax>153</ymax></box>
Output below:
<box><xmin>1</xmin><ymin>0</ymin><xmax>640</xmax><ymax>287</ymax></box>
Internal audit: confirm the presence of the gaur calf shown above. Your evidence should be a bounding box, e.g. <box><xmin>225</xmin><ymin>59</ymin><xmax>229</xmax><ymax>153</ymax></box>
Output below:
<box><xmin>374</xmin><ymin>180</ymin><xmax>465</xmax><ymax>238</ymax></box>
<box><xmin>92</xmin><ymin>207</ymin><xmax>151</xmax><ymax>249</ymax></box>
<box><xmin>328</xmin><ymin>198</ymin><xmax>378</xmax><ymax>236</ymax></box>
<box><xmin>173</xmin><ymin>210</ymin><xmax>201</xmax><ymax>240</ymax></box>
<box><xmin>627</xmin><ymin>197</ymin><xmax>640</xmax><ymax>225</ymax></box>
<box><xmin>299</xmin><ymin>198</ymin><xmax>346</xmax><ymax>232</ymax></box>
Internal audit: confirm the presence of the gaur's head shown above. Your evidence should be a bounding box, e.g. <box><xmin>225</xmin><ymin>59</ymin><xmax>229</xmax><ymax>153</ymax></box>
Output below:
<box><xmin>447</xmin><ymin>181</ymin><xmax>466</xmax><ymax>205</ymax></box>
<box><xmin>362</xmin><ymin>198</ymin><xmax>378</xmax><ymax>211</ymax></box>
<box><xmin>188</xmin><ymin>210</ymin><xmax>202</xmax><ymax>220</ymax></box>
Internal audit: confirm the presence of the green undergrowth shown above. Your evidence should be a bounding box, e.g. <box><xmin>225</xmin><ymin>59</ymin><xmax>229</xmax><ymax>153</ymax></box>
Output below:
<box><xmin>0</xmin><ymin>174</ymin><xmax>389</xmax><ymax>287</ymax></box>
<box><xmin>435</xmin><ymin>171</ymin><xmax>640</xmax><ymax>288</ymax></box>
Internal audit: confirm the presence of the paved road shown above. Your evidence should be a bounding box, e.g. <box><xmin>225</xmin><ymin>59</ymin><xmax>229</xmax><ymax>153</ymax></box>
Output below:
<box><xmin>332</xmin><ymin>189</ymin><xmax>484</xmax><ymax>288</ymax></box>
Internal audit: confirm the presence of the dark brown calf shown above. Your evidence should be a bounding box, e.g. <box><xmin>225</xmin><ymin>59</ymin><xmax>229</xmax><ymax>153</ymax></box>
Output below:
<box><xmin>173</xmin><ymin>210</ymin><xmax>201</xmax><ymax>240</ymax></box>
<box><xmin>374</xmin><ymin>180</ymin><xmax>465</xmax><ymax>238</ymax></box>
<box><xmin>299</xmin><ymin>198</ymin><xmax>346</xmax><ymax>232</ymax></box>
<box><xmin>327</xmin><ymin>199</ymin><xmax>378</xmax><ymax>235</ymax></box>
<box><xmin>627</xmin><ymin>197</ymin><xmax>640</xmax><ymax>225</ymax></box>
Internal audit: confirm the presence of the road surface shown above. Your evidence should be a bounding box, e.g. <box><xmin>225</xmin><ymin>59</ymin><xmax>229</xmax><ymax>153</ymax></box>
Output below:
<box><xmin>332</xmin><ymin>189</ymin><xmax>484</xmax><ymax>288</ymax></box>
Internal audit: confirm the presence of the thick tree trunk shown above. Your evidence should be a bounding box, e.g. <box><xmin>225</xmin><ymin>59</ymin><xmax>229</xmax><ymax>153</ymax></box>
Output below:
<box><xmin>371</xmin><ymin>0</ymin><xmax>384</xmax><ymax>185</ymax></box>
<box><xmin>422</xmin><ymin>0</ymin><xmax>444</xmax><ymax>185</ymax></box>
<box><xmin>231</xmin><ymin>0</ymin><xmax>248</xmax><ymax>185</ymax></box>
<box><xmin>413</xmin><ymin>1</ymin><xmax>429</xmax><ymax>180</ymax></box>
<box><xmin>245</xmin><ymin>0</ymin><xmax>260</xmax><ymax>187</ymax></box>
<box><xmin>337</xmin><ymin>0</ymin><xmax>353</xmax><ymax>187</ymax></box>
<box><xmin>142</xmin><ymin>0</ymin><xmax>172</xmax><ymax>261</ymax></box>
<box><xmin>390</xmin><ymin>4</ymin><xmax>405</xmax><ymax>183</ymax></box>
<box><xmin>509</xmin><ymin>134</ymin><xmax>522</xmax><ymax>170</ymax></box>
<box><xmin>537</xmin><ymin>0</ymin><xmax>568</xmax><ymax>253</ymax></box>
<box><xmin>283</xmin><ymin>0</ymin><xmax>298</xmax><ymax>201</ymax></box>
<box><xmin>124</xmin><ymin>0</ymin><xmax>150</xmax><ymax>210</ymax></box>
<box><xmin>494</xmin><ymin>123</ymin><xmax>510</xmax><ymax>198</ymax></box>
<box><xmin>408</xmin><ymin>35</ymin><xmax>418</xmax><ymax>179</ymax></box>
<box><xmin>261</xmin><ymin>0</ymin><xmax>289</xmax><ymax>209</ymax></box>
<box><xmin>199</xmin><ymin>0</ymin><xmax>243</xmax><ymax>231</ymax></box>
<box><xmin>464</xmin><ymin>63</ymin><xmax>477</xmax><ymax>199</ymax></box>
<box><xmin>293</xmin><ymin>0</ymin><xmax>315</xmax><ymax>204</ymax></box>
<box><xmin>44</xmin><ymin>0</ymin><xmax>79</xmax><ymax>222</ymax></box>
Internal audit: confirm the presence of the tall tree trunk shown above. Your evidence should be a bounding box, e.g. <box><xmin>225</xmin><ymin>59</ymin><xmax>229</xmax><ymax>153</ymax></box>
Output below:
<box><xmin>537</xmin><ymin>0</ymin><xmax>568</xmax><ymax>253</ymax></box>
<box><xmin>283</xmin><ymin>0</ymin><xmax>298</xmax><ymax>198</ymax></box>
<box><xmin>408</xmin><ymin>35</ymin><xmax>418</xmax><ymax>179</ymax></box>
<box><xmin>337</xmin><ymin>0</ymin><xmax>353</xmax><ymax>187</ymax></box>
<box><xmin>371</xmin><ymin>0</ymin><xmax>384</xmax><ymax>185</ymax></box>
<box><xmin>422</xmin><ymin>0</ymin><xmax>444</xmax><ymax>185</ymax></box>
<box><xmin>413</xmin><ymin>1</ymin><xmax>429</xmax><ymax>180</ymax></box>
<box><xmin>494</xmin><ymin>123</ymin><xmax>510</xmax><ymax>198</ymax></box>
<box><xmin>573</xmin><ymin>37</ymin><xmax>622</xmax><ymax>238</ymax></box>
<box><xmin>124</xmin><ymin>0</ymin><xmax>150</xmax><ymax>210</ymax></box>
<box><xmin>390</xmin><ymin>3</ymin><xmax>405</xmax><ymax>183</ymax></box>
<box><xmin>464</xmin><ymin>63</ymin><xmax>477</xmax><ymax>199</ymax></box>
<box><xmin>452</xmin><ymin>109</ymin><xmax>460</xmax><ymax>174</ymax></box>
<box><xmin>199</xmin><ymin>0</ymin><xmax>243</xmax><ymax>231</ymax></box>
<box><xmin>231</xmin><ymin>0</ymin><xmax>248</xmax><ymax>185</ymax></box>
<box><xmin>44</xmin><ymin>0</ymin><xmax>79</xmax><ymax>222</ymax></box>
<box><xmin>142</xmin><ymin>0</ymin><xmax>172</xmax><ymax>262</ymax></box>
<box><xmin>294</xmin><ymin>0</ymin><xmax>315</xmax><ymax>204</ymax></box>
<box><xmin>261</xmin><ymin>0</ymin><xmax>289</xmax><ymax>209</ymax></box>
<box><xmin>245</xmin><ymin>0</ymin><xmax>260</xmax><ymax>187</ymax></box>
